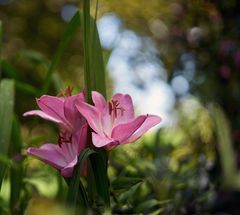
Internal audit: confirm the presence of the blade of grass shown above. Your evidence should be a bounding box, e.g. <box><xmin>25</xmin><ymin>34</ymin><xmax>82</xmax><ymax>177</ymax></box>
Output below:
<box><xmin>0</xmin><ymin>20</ymin><xmax>2</xmax><ymax>79</ymax></box>
<box><xmin>1</xmin><ymin>60</ymin><xmax>23</xmax><ymax>81</ymax></box>
<box><xmin>82</xmin><ymin>0</ymin><xmax>92</xmax><ymax>102</ymax></box>
<box><xmin>210</xmin><ymin>105</ymin><xmax>239</xmax><ymax>188</ymax></box>
<box><xmin>41</xmin><ymin>12</ymin><xmax>81</xmax><ymax>94</ymax></box>
<box><xmin>1</xmin><ymin>61</ymin><xmax>39</xmax><ymax>96</ymax></box>
<box><xmin>9</xmin><ymin>116</ymin><xmax>24</xmax><ymax>214</ymax></box>
<box><xmin>66</xmin><ymin>148</ymin><xmax>96</xmax><ymax>211</ymax></box>
<box><xmin>82</xmin><ymin>0</ymin><xmax>109</xmax><ymax>210</ymax></box>
<box><xmin>90</xmin><ymin>17</ymin><xmax>106</xmax><ymax>97</ymax></box>
<box><xmin>0</xmin><ymin>79</ymin><xmax>15</xmax><ymax>189</ymax></box>
<box><xmin>90</xmin><ymin>150</ymin><xmax>110</xmax><ymax>207</ymax></box>
<box><xmin>15</xmin><ymin>81</ymin><xmax>39</xmax><ymax>97</ymax></box>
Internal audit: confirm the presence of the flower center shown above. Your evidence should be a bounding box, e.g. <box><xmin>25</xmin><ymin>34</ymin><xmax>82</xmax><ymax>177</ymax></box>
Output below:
<box><xmin>108</xmin><ymin>99</ymin><xmax>125</xmax><ymax>119</ymax></box>
<box><xmin>58</xmin><ymin>129</ymin><xmax>72</xmax><ymax>147</ymax></box>
<box><xmin>57</xmin><ymin>86</ymin><xmax>73</xmax><ymax>97</ymax></box>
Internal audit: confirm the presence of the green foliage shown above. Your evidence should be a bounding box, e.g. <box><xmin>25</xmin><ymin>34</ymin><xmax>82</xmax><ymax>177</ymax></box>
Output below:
<box><xmin>41</xmin><ymin>12</ymin><xmax>81</xmax><ymax>94</ymax></box>
<box><xmin>66</xmin><ymin>148</ymin><xmax>94</xmax><ymax>213</ymax></box>
<box><xmin>9</xmin><ymin>117</ymin><xmax>24</xmax><ymax>214</ymax></box>
<box><xmin>0</xmin><ymin>79</ymin><xmax>15</xmax><ymax>189</ymax></box>
<box><xmin>1</xmin><ymin>0</ymin><xmax>239</xmax><ymax>214</ymax></box>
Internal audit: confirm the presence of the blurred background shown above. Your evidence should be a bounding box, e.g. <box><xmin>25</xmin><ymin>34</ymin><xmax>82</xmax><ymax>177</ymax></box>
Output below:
<box><xmin>1</xmin><ymin>0</ymin><xmax>240</xmax><ymax>214</ymax></box>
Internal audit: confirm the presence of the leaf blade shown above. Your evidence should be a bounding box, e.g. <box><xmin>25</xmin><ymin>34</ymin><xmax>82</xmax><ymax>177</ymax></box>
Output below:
<box><xmin>41</xmin><ymin>11</ymin><xmax>81</xmax><ymax>93</ymax></box>
<box><xmin>0</xmin><ymin>79</ymin><xmax>15</xmax><ymax>189</ymax></box>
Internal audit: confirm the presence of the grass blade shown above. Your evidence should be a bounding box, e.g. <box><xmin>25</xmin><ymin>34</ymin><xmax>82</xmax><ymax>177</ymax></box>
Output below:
<box><xmin>0</xmin><ymin>20</ymin><xmax>2</xmax><ymax>79</ymax></box>
<box><xmin>210</xmin><ymin>105</ymin><xmax>239</xmax><ymax>188</ymax></box>
<box><xmin>82</xmin><ymin>0</ymin><xmax>109</xmax><ymax>209</ymax></box>
<box><xmin>1</xmin><ymin>60</ymin><xmax>23</xmax><ymax>81</ymax></box>
<box><xmin>9</xmin><ymin>116</ymin><xmax>24</xmax><ymax>214</ymax></box>
<box><xmin>82</xmin><ymin>0</ymin><xmax>92</xmax><ymax>102</ymax></box>
<box><xmin>66</xmin><ymin>148</ymin><xmax>96</xmax><ymax>211</ymax></box>
<box><xmin>90</xmin><ymin>150</ymin><xmax>110</xmax><ymax>207</ymax></box>
<box><xmin>41</xmin><ymin>12</ymin><xmax>81</xmax><ymax>94</ymax></box>
<box><xmin>0</xmin><ymin>79</ymin><xmax>15</xmax><ymax>189</ymax></box>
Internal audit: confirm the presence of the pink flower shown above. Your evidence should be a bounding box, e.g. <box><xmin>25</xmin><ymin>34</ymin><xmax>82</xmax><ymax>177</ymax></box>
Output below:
<box><xmin>76</xmin><ymin>91</ymin><xmax>161</xmax><ymax>150</ymax></box>
<box><xmin>27</xmin><ymin>124</ymin><xmax>88</xmax><ymax>177</ymax></box>
<box><xmin>23</xmin><ymin>92</ymin><xmax>85</xmax><ymax>134</ymax></box>
<box><xmin>24</xmin><ymin>91</ymin><xmax>88</xmax><ymax>177</ymax></box>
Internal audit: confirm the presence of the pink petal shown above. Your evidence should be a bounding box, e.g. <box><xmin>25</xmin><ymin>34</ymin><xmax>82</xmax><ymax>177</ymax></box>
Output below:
<box><xmin>27</xmin><ymin>144</ymin><xmax>68</xmax><ymax>169</ymax></box>
<box><xmin>92</xmin><ymin>132</ymin><xmax>117</xmax><ymax>147</ymax></box>
<box><xmin>63</xmin><ymin>94</ymin><xmax>85</xmax><ymax>130</ymax></box>
<box><xmin>92</xmin><ymin>91</ymin><xmax>112</xmax><ymax>134</ymax></box>
<box><xmin>111</xmin><ymin>93</ymin><xmax>135</xmax><ymax>126</ymax></box>
<box><xmin>92</xmin><ymin>91</ymin><xmax>107</xmax><ymax>110</ymax></box>
<box><xmin>76</xmin><ymin>123</ymin><xmax>88</xmax><ymax>154</ymax></box>
<box><xmin>23</xmin><ymin>110</ymin><xmax>63</xmax><ymax>124</ymax></box>
<box><xmin>61</xmin><ymin>156</ymin><xmax>78</xmax><ymax>177</ymax></box>
<box><xmin>75</xmin><ymin>101</ymin><xmax>103</xmax><ymax>135</ymax></box>
<box><xmin>123</xmin><ymin>115</ymin><xmax>161</xmax><ymax>144</ymax></box>
<box><xmin>111</xmin><ymin>115</ymin><xmax>147</xmax><ymax>143</ymax></box>
<box><xmin>37</xmin><ymin>95</ymin><xmax>67</xmax><ymax>125</ymax></box>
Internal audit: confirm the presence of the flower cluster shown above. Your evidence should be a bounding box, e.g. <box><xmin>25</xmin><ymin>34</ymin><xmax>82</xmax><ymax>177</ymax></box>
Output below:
<box><xmin>24</xmin><ymin>90</ymin><xmax>161</xmax><ymax>177</ymax></box>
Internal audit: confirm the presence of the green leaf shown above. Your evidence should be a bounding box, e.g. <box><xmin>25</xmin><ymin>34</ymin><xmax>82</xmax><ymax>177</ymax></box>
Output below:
<box><xmin>136</xmin><ymin>199</ymin><xmax>160</xmax><ymax>213</ymax></box>
<box><xmin>66</xmin><ymin>148</ymin><xmax>95</xmax><ymax>211</ymax></box>
<box><xmin>15</xmin><ymin>81</ymin><xmax>39</xmax><ymax>96</ymax></box>
<box><xmin>90</xmin><ymin>18</ymin><xmax>106</xmax><ymax>98</ymax></box>
<box><xmin>82</xmin><ymin>2</ymin><xmax>107</xmax><ymax>101</ymax></box>
<box><xmin>18</xmin><ymin>49</ymin><xmax>48</xmax><ymax>65</ymax></box>
<box><xmin>9</xmin><ymin>116</ymin><xmax>24</xmax><ymax>214</ymax></box>
<box><xmin>89</xmin><ymin>150</ymin><xmax>110</xmax><ymax>207</ymax></box>
<box><xmin>82</xmin><ymin>0</ymin><xmax>92</xmax><ymax>102</ymax></box>
<box><xmin>41</xmin><ymin>11</ymin><xmax>81</xmax><ymax>94</ymax></box>
<box><xmin>210</xmin><ymin>105</ymin><xmax>240</xmax><ymax>189</ymax></box>
<box><xmin>0</xmin><ymin>20</ymin><xmax>2</xmax><ymax>79</ymax></box>
<box><xmin>112</xmin><ymin>177</ymin><xmax>143</xmax><ymax>191</ymax></box>
<box><xmin>1</xmin><ymin>61</ymin><xmax>39</xmax><ymax>96</ymax></box>
<box><xmin>0</xmin><ymin>79</ymin><xmax>15</xmax><ymax>189</ymax></box>
<box><xmin>1</xmin><ymin>60</ymin><xmax>23</xmax><ymax>81</ymax></box>
<box><xmin>81</xmin><ymin>0</ymin><xmax>109</xmax><ymax>210</ymax></box>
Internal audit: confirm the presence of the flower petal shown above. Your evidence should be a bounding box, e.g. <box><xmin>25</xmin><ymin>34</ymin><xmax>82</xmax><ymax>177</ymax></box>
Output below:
<box><xmin>75</xmin><ymin>101</ymin><xmax>103</xmax><ymax>135</ymax></box>
<box><xmin>123</xmin><ymin>115</ymin><xmax>161</xmax><ymax>144</ymax></box>
<box><xmin>27</xmin><ymin>144</ymin><xmax>68</xmax><ymax>169</ymax></box>
<box><xmin>111</xmin><ymin>93</ymin><xmax>135</xmax><ymax>125</ymax></box>
<box><xmin>92</xmin><ymin>132</ymin><xmax>117</xmax><ymax>147</ymax></box>
<box><xmin>64</xmin><ymin>93</ymin><xmax>85</xmax><ymax>130</ymax></box>
<box><xmin>71</xmin><ymin>123</ymin><xmax>88</xmax><ymax>154</ymax></box>
<box><xmin>92</xmin><ymin>91</ymin><xmax>107</xmax><ymax>110</ymax></box>
<box><xmin>37</xmin><ymin>95</ymin><xmax>67</xmax><ymax>124</ymax></box>
<box><xmin>111</xmin><ymin>115</ymin><xmax>147</xmax><ymax>143</ymax></box>
<box><xmin>23</xmin><ymin>110</ymin><xmax>63</xmax><ymax>124</ymax></box>
<box><xmin>60</xmin><ymin>156</ymin><xmax>78</xmax><ymax>177</ymax></box>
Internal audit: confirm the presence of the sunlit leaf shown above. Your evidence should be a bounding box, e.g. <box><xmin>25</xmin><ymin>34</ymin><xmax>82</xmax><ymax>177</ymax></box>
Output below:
<box><xmin>0</xmin><ymin>79</ymin><xmax>15</xmax><ymax>189</ymax></box>
<box><xmin>9</xmin><ymin>116</ymin><xmax>24</xmax><ymax>214</ymax></box>
<box><xmin>210</xmin><ymin>105</ymin><xmax>240</xmax><ymax>189</ymax></box>
<box><xmin>136</xmin><ymin>199</ymin><xmax>160</xmax><ymax>213</ymax></box>
<box><xmin>0</xmin><ymin>20</ymin><xmax>2</xmax><ymax>79</ymax></box>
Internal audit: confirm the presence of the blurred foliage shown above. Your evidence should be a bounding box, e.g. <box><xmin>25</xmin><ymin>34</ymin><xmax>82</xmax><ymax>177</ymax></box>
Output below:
<box><xmin>102</xmin><ymin>0</ymin><xmax>240</xmax><ymax>142</ymax></box>
<box><xmin>0</xmin><ymin>0</ymin><xmax>240</xmax><ymax>214</ymax></box>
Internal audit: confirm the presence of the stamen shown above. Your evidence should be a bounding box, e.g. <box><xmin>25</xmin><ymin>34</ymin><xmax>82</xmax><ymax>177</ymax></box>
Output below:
<box><xmin>58</xmin><ymin>130</ymin><xmax>72</xmax><ymax>147</ymax></box>
<box><xmin>57</xmin><ymin>86</ymin><xmax>73</xmax><ymax>97</ymax></box>
<box><xmin>108</xmin><ymin>99</ymin><xmax>125</xmax><ymax>119</ymax></box>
